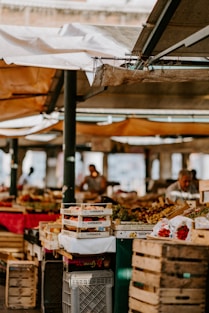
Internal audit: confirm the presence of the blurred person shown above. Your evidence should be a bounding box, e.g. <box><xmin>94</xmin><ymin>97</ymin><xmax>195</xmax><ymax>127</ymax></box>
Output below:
<box><xmin>165</xmin><ymin>168</ymin><xmax>199</xmax><ymax>202</ymax></box>
<box><xmin>79</xmin><ymin>164</ymin><xmax>107</xmax><ymax>195</ymax></box>
<box><xmin>190</xmin><ymin>168</ymin><xmax>199</xmax><ymax>191</ymax></box>
<box><xmin>18</xmin><ymin>166</ymin><xmax>34</xmax><ymax>189</ymax></box>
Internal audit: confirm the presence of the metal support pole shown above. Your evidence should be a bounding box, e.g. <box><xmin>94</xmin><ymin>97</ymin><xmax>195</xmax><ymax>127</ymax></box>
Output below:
<box><xmin>9</xmin><ymin>138</ymin><xmax>18</xmax><ymax>198</ymax></box>
<box><xmin>145</xmin><ymin>148</ymin><xmax>150</xmax><ymax>193</ymax></box>
<box><xmin>62</xmin><ymin>70</ymin><xmax>76</xmax><ymax>203</ymax></box>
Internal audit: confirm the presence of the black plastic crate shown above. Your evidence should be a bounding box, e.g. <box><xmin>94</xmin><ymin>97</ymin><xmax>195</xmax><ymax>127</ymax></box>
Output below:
<box><xmin>24</xmin><ymin>228</ymin><xmax>41</xmax><ymax>246</ymax></box>
<box><xmin>41</xmin><ymin>260</ymin><xmax>63</xmax><ymax>313</ymax></box>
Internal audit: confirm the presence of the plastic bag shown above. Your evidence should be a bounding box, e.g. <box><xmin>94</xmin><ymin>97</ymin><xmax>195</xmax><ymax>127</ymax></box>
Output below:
<box><xmin>170</xmin><ymin>215</ymin><xmax>193</xmax><ymax>241</ymax></box>
<box><xmin>150</xmin><ymin>218</ymin><xmax>172</xmax><ymax>238</ymax></box>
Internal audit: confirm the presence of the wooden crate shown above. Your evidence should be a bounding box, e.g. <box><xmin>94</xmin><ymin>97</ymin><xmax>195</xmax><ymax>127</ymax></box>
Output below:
<box><xmin>199</xmin><ymin>180</ymin><xmax>209</xmax><ymax>203</ymax></box>
<box><xmin>192</xmin><ymin>229</ymin><xmax>209</xmax><ymax>245</ymax></box>
<box><xmin>0</xmin><ymin>231</ymin><xmax>24</xmax><ymax>259</ymax></box>
<box><xmin>24</xmin><ymin>240</ymin><xmax>34</xmax><ymax>261</ymax></box>
<box><xmin>129</xmin><ymin>239</ymin><xmax>209</xmax><ymax>313</ymax></box>
<box><xmin>5</xmin><ymin>260</ymin><xmax>38</xmax><ymax>309</ymax></box>
<box><xmin>61</xmin><ymin>203</ymin><xmax>112</xmax><ymax>238</ymax></box>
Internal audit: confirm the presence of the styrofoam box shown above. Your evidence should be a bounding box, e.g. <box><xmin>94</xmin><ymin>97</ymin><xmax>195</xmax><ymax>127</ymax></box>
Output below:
<box><xmin>33</xmin><ymin>244</ymin><xmax>43</xmax><ymax>261</ymax></box>
<box><xmin>114</xmin><ymin>229</ymin><xmax>152</xmax><ymax>238</ymax></box>
<box><xmin>112</xmin><ymin>222</ymin><xmax>154</xmax><ymax>231</ymax></box>
<box><xmin>62</xmin><ymin>270</ymin><xmax>114</xmax><ymax>313</ymax></box>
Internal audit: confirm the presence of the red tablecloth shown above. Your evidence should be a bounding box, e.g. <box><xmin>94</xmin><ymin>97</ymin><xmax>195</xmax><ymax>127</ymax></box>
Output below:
<box><xmin>0</xmin><ymin>213</ymin><xmax>60</xmax><ymax>234</ymax></box>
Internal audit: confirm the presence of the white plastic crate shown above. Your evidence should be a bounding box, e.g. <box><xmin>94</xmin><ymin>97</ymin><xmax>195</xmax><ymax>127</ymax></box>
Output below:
<box><xmin>62</xmin><ymin>270</ymin><xmax>114</xmax><ymax>313</ymax></box>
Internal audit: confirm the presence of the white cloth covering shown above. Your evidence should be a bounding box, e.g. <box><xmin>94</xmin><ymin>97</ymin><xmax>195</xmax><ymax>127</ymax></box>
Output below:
<box><xmin>58</xmin><ymin>233</ymin><xmax>116</xmax><ymax>254</ymax></box>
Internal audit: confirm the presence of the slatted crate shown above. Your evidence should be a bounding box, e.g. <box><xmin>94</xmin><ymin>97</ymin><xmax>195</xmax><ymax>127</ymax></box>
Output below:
<box><xmin>39</xmin><ymin>221</ymin><xmax>62</xmax><ymax>250</ymax></box>
<box><xmin>41</xmin><ymin>260</ymin><xmax>63</xmax><ymax>313</ymax></box>
<box><xmin>5</xmin><ymin>260</ymin><xmax>38</xmax><ymax>309</ymax></box>
<box><xmin>0</xmin><ymin>231</ymin><xmax>24</xmax><ymax>259</ymax></box>
<box><xmin>129</xmin><ymin>239</ymin><xmax>209</xmax><ymax>313</ymax></box>
<box><xmin>61</xmin><ymin>203</ymin><xmax>112</xmax><ymax>239</ymax></box>
<box><xmin>0</xmin><ymin>252</ymin><xmax>16</xmax><ymax>285</ymax></box>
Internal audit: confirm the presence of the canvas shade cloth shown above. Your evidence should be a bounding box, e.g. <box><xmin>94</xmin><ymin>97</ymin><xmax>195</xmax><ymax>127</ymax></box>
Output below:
<box><xmin>0</xmin><ymin>23</ymin><xmax>140</xmax><ymax>123</ymax></box>
<box><xmin>2</xmin><ymin>117</ymin><xmax>209</xmax><ymax>138</ymax></box>
<box><xmin>1</xmin><ymin>23</ymin><xmax>140</xmax><ymax>69</ymax></box>
<box><xmin>0</xmin><ymin>22</ymin><xmax>209</xmax><ymax>139</ymax></box>
<box><xmin>0</xmin><ymin>61</ymin><xmax>57</xmax><ymax>121</ymax></box>
<box><xmin>0</xmin><ymin>119</ymin><xmax>63</xmax><ymax>138</ymax></box>
<box><xmin>93</xmin><ymin>64</ymin><xmax>209</xmax><ymax>87</ymax></box>
<box><xmin>76</xmin><ymin>118</ymin><xmax>209</xmax><ymax>137</ymax></box>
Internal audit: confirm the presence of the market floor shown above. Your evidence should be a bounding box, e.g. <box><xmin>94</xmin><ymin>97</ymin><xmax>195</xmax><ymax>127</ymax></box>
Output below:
<box><xmin>0</xmin><ymin>284</ymin><xmax>42</xmax><ymax>313</ymax></box>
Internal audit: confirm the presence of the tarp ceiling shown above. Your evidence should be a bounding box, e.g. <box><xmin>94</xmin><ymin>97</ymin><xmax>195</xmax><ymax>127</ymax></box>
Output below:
<box><xmin>0</xmin><ymin>60</ymin><xmax>58</xmax><ymax>121</ymax></box>
<box><xmin>0</xmin><ymin>23</ymin><xmax>140</xmax><ymax>123</ymax></box>
<box><xmin>76</xmin><ymin>118</ymin><xmax>209</xmax><ymax>137</ymax></box>
<box><xmin>93</xmin><ymin>63</ymin><xmax>209</xmax><ymax>87</ymax></box>
<box><xmin>1</xmin><ymin>23</ymin><xmax>140</xmax><ymax>69</ymax></box>
<box><xmin>132</xmin><ymin>0</ymin><xmax>209</xmax><ymax>59</ymax></box>
<box><xmin>93</xmin><ymin>0</ymin><xmax>209</xmax><ymax>87</ymax></box>
<box><xmin>2</xmin><ymin>117</ymin><xmax>209</xmax><ymax>139</ymax></box>
<box><xmin>1</xmin><ymin>0</ymin><xmax>209</xmax><ymax>144</ymax></box>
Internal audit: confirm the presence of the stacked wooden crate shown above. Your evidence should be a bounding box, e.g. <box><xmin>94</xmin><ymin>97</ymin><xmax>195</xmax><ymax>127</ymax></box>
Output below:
<box><xmin>0</xmin><ymin>231</ymin><xmax>24</xmax><ymax>259</ymax></box>
<box><xmin>129</xmin><ymin>239</ymin><xmax>209</xmax><ymax>313</ymax></box>
<box><xmin>61</xmin><ymin>203</ymin><xmax>112</xmax><ymax>238</ymax></box>
<box><xmin>39</xmin><ymin>221</ymin><xmax>62</xmax><ymax>250</ymax></box>
<box><xmin>191</xmin><ymin>179</ymin><xmax>209</xmax><ymax>244</ymax></box>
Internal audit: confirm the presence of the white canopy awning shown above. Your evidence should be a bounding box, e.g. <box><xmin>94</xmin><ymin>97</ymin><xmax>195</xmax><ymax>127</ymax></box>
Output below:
<box><xmin>1</xmin><ymin>23</ymin><xmax>140</xmax><ymax>70</ymax></box>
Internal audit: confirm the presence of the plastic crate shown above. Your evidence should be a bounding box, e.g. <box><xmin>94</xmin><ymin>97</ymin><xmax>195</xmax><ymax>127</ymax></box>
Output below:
<box><xmin>24</xmin><ymin>228</ymin><xmax>41</xmax><ymax>245</ymax></box>
<box><xmin>41</xmin><ymin>260</ymin><xmax>63</xmax><ymax>313</ymax></box>
<box><xmin>63</xmin><ymin>270</ymin><xmax>114</xmax><ymax>313</ymax></box>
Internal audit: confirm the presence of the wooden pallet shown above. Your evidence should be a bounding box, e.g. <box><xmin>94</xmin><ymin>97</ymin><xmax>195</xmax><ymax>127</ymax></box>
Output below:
<box><xmin>128</xmin><ymin>239</ymin><xmax>209</xmax><ymax>313</ymax></box>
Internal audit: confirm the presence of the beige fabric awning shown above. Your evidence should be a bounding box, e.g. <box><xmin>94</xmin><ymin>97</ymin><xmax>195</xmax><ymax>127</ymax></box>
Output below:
<box><xmin>2</xmin><ymin>117</ymin><xmax>209</xmax><ymax>138</ymax></box>
<box><xmin>76</xmin><ymin>118</ymin><xmax>209</xmax><ymax>137</ymax></box>
<box><xmin>0</xmin><ymin>60</ymin><xmax>57</xmax><ymax>121</ymax></box>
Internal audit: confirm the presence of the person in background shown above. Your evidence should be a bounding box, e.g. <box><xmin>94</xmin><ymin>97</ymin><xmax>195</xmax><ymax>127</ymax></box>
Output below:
<box><xmin>190</xmin><ymin>168</ymin><xmax>199</xmax><ymax>191</ymax></box>
<box><xmin>165</xmin><ymin>168</ymin><xmax>199</xmax><ymax>202</ymax></box>
<box><xmin>79</xmin><ymin>164</ymin><xmax>107</xmax><ymax>195</ymax></box>
<box><xmin>18</xmin><ymin>166</ymin><xmax>34</xmax><ymax>189</ymax></box>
